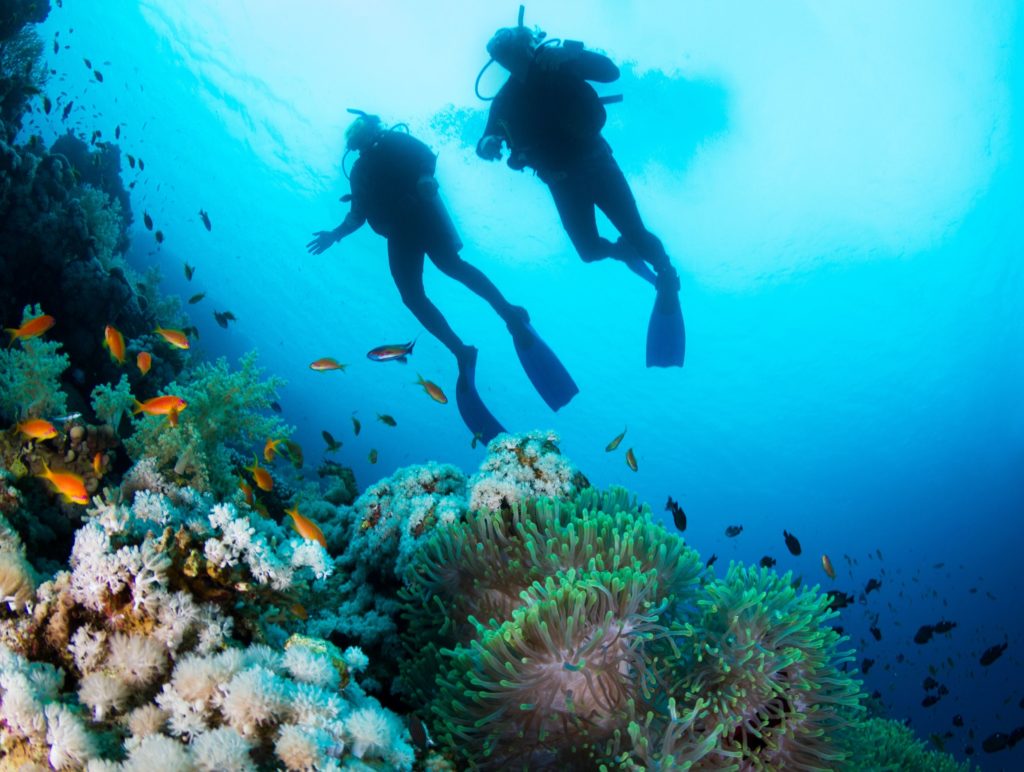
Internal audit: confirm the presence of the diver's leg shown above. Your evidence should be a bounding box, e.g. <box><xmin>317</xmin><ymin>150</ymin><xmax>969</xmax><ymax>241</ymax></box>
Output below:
<box><xmin>548</xmin><ymin>177</ymin><xmax>617</xmax><ymax>263</ymax></box>
<box><xmin>427</xmin><ymin>249</ymin><xmax>528</xmax><ymax>326</ymax></box>
<box><xmin>592</xmin><ymin>155</ymin><xmax>674</xmax><ymax>279</ymax></box>
<box><xmin>388</xmin><ymin>239</ymin><xmax>473</xmax><ymax>364</ymax></box>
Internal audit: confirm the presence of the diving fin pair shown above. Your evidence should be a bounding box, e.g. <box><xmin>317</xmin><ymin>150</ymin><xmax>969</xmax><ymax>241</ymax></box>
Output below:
<box><xmin>455</xmin><ymin>347</ymin><xmax>504</xmax><ymax>445</ymax></box>
<box><xmin>508</xmin><ymin>319</ymin><xmax>579</xmax><ymax>411</ymax></box>
<box><xmin>646</xmin><ymin>268</ymin><xmax>685</xmax><ymax>368</ymax></box>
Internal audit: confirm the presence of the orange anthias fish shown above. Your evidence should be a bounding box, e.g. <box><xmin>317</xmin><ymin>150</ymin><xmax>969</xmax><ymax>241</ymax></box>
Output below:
<box><xmin>37</xmin><ymin>462</ymin><xmax>88</xmax><ymax>504</ymax></box>
<box><xmin>367</xmin><ymin>338</ymin><xmax>416</xmax><ymax>363</ymax></box>
<box><xmin>6</xmin><ymin>313</ymin><xmax>55</xmax><ymax>345</ymax></box>
<box><xmin>245</xmin><ymin>458</ymin><xmax>273</xmax><ymax>492</ymax></box>
<box><xmin>309</xmin><ymin>357</ymin><xmax>346</xmax><ymax>372</ymax></box>
<box><xmin>822</xmin><ymin>554</ymin><xmax>836</xmax><ymax>580</ymax></box>
<box><xmin>136</xmin><ymin>351</ymin><xmax>152</xmax><ymax>375</ymax></box>
<box><xmin>625</xmin><ymin>447</ymin><xmax>638</xmax><ymax>472</ymax></box>
<box><xmin>285</xmin><ymin>506</ymin><xmax>327</xmax><ymax>548</ymax></box>
<box><xmin>133</xmin><ymin>395</ymin><xmax>188</xmax><ymax>416</ymax></box>
<box><xmin>155</xmin><ymin>327</ymin><xmax>190</xmax><ymax>349</ymax></box>
<box><xmin>16</xmin><ymin>418</ymin><xmax>58</xmax><ymax>440</ymax></box>
<box><xmin>416</xmin><ymin>374</ymin><xmax>447</xmax><ymax>404</ymax></box>
<box><xmin>103</xmin><ymin>325</ymin><xmax>126</xmax><ymax>364</ymax></box>
<box><xmin>92</xmin><ymin>452</ymin><xmax>104</xmax><ymax>478</ymax></box>
<box><xmin>264</xmin><ymin>437</ymin><xmax>283</xmax><ymax>462</ymax></box>
<box><xmin>605</xmin><ymin>427</ymin><xmax>627</xmax><ymax>452</ymax></box>
<box><xmin>238</xmin><ymin>478</ymin><xmax>254</xmax><ymax>506</ymax></box>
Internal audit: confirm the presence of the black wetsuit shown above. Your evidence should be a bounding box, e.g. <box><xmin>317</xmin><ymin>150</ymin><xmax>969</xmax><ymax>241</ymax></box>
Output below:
<box><xmin>479</xmin><ymin>45</ymin><xmax>670</xmax><ymax>272</ymax></box>
<box><xmin>345</xmin><ymin>131</ymin><xmax>518</xmax><ymax>358</ymax></box>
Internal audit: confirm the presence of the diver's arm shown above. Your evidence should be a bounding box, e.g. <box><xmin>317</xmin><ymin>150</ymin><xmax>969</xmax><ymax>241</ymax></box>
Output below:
<box><xmin>477</xmin><ymin>95</ymin><xmax>509</xmax><ymax>160</ymax></box>
<box><xmin>306</xmin><ymin>205</ymin><xmax>365</xmax><ymax>255</ymax></box>
<box><xmin>569</xmin><ymin>49</ymin><xmax>620</xmax><ymax>83</ymax></box>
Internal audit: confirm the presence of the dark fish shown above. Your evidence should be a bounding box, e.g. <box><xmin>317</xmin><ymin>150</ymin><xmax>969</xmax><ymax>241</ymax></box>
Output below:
<box><xmin>665</xmin><ymin>496</ymin><xmax>686</xmax><ymax>532</ymax></box>
<box><xmin>921</xmin><ymin>695</ymin><xmax>941</xmax><ymax>708</ymax></box>
<box><xmin>914</xmin><ymin>625</ymin><xmax>935</xmax><ymax>645</ymax></box>
<box><xmin>62</xmin><ymin>101</ymin><xmax>73</xmax><ymax>120</ymax></box>
<box><xmin>43</xmin><ymin>95</ymin><xmax>52</xmax><ymax>114</ymax></box>
<box><xmin>352</xmin><ymin>416</ymin><xmax>361</xmax><ymax>436</ymax></box>
<box><xmin>270</xmin><ymin>401</ymin><xmax>282</xmax><ymax>413</ymax></box>
<box><xmin>934</xmin><ymin>620</ymin><xmax>957</xmax><ymax>634</ymax></box>
<box><xmin>408</xmin><ymin>714</ymin><xmax>429</xmax><ymax>751</ymax></box>
<box><xmin>471</xmin><ymin>431</ymin><xmax>484</xmax><ymax>448</ymax></box>
<box><xmin>979</xmin><ymin>641</ymin><xmax>1008</xmax><ymax>667</ymax></box>
<box><xmin>214</xmin><ymin>310</ymin><xmax>236</xmax><ymax>329</ymax></box>
<box><xmin>280</xmin><ymin>440</ymin><xmax>303</xmax><ymax>469</ymax></box>
<box><xmin>1009</xmin><ymin>726</ymin><xmax>1024</xmax><ymax>748</ymax></box>
<box><xmin>143</xmin><ymin>211</ymin><xmax>153</xmax><ymax>230</ymax></box>
<box><xmin>184</xmin><ymin>262</ymin><xmax>195</xmax><ymax>281</ymax></box>
<box><xmin>861</xmin><ymin>658</ymin><xmax>875</xmax><ymax>675</ymax></box>
<box><xmin>182</xmin><ymin>325</ymin><xmax>200</xmax><ymax>340</ymax></box>
<box><xmin>138</xmin><ymin>158</ymin><xmax>145</xmax><ymax>171</ymax></box>
<box><xmin>923</xmin><ymin>676</ymin><xmax>939</xmax><ymax>690</ymax></box>
<box><xmin>53</xmin><ymin>39</ymin><xmax>59</xmax><ymax>54</ymax></box>
<box><xmin>154</xmin><ymin>230</ymin><xmax>164</xmax><ymax>244</ymax></box>
<box><xmin>952</xmin><ymin>715</ymin><xmax>964</xmax><ymax>728</ymax></box>
<box><xmin>604</xmin><ymin>427</ymin><xmax>626</xmax><ymax>452</ymax></box>
<box><xmin>93</xmin><ymin>70</ymin><xmax>103</xmax><ymax>82</ymax></box>
<box><xmin>705</xmin><ymin>553</ymin><xmax>718</xmax><ymax>568</ymax></box>
<box><xmin>188</xmin><ymin>292</ymin><xmax>205</xmax><ymax>304</ymax></box>
<box><xmin>759</xmin><ymin>555</ymin><xmax>776</xmax><ymax>568</ymax></box>
<box><xmin>368</xmin><ymin>448</ymin><xmax>378</xmax><ymax>464</ymax></box>
<box><xmin>377</xmin><ymin>413</ymin><xmax>397</xmax><ymax>427</ymax></box>
<box><xmin>826</xmin><ymin>590</ymin><xmax>854</xmax><ymax>612</ymax></box>
<box><xmin>982</xmin><ymin>732</ymin><xmax>1009</xmax><ymax>753</ymax></box>
<box><xmin>83</xmin><ymin>57</ymin><xmax>92</xmax><ymax>69</ymax></box>
<box><xmin>725</xmin><ymin>525</ymin><xmax>743</xmax><ymax>538</ymax></box>
<box><xmin>115</xmin><ymin>125</ymin><xmax>120</xmax><ymax>139</ymax></box>
<box><xmin>868</xmin><ymin>624</ymin><xmax>882</xmax><ymax>641</ymax></box>
<box><xmin>865</xmin><ymin>578</ymin><xmax>882</xmax><ymax>594</ymax></box>
<box><xmin>321</xmin><ymin>430</ymin><xmax>342</xmax><ymax>452</ymax></box>
<box><xmin>127</xmin><ymin>153</ymin><xmax>135</xmax><ymax>168</ymax></box>
<box><xmin>199</xmin><ymin>209</ymin><xmax>212</xmax><ymax>230</ymax></box>
<box><xmin>783</xmin><ymin>530</ymin><xmax>802</xmax><ymax>556</ymax></box>
<box><xmin>938</xmin><ymin>684</ymin><xmax>949</xmax><ymax>696</ymax></box>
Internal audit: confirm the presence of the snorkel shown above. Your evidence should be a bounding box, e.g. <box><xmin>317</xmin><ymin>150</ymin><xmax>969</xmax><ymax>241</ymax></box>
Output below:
<box><xmin>475</xmin><ymin>5</ymin><xmax>552</xmax><ymax>100</ymax></box>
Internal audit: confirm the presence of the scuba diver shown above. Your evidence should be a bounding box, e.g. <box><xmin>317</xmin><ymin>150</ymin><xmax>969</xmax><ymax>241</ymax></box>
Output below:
<box><xmin>476</xmin><ymin>7</ymin><xmax>685</xmax><ymax>367</ymax></box>
<box><xmin>307</xmin><ymin>111</ymin><xmax>577</xmax><ymax>442</ymax></box>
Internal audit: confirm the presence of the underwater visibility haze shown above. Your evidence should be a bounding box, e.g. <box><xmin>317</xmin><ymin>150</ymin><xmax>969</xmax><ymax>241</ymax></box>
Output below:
<box><xmin>0</xmin><ymin>0</ymin><xmax>1022</xmax><ymax>769</ymax></box>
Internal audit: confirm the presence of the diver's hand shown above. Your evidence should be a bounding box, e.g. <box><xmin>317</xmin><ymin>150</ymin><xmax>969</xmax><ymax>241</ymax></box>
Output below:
<box><xmin>417</xmin><ymin>175</ymin><xmax>440</xmax><ymax>199</ymax></box>
<box><xmin>307</xmin><ymin>229</ymin><xmax>340</xmax><ymax>255</ymax></box>
<box><xmin>477</xmin><ymin>135</ymin><xmax>504</xmax><ymax>161</ymax></box>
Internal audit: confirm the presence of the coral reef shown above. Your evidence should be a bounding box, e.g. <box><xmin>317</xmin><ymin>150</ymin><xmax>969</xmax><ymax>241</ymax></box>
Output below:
<box><xmin>0</xmin><ymin>306</ymin><xmax>69</xmax><ymax>421</ymax></box>
<box><xmin>836</xmin><ymin>716</ymin><xmax>977</xmax><ymax>772</ymax></box>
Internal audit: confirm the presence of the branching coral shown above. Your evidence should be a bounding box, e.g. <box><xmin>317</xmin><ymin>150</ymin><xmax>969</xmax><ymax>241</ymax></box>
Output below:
<box><xmin>124</xmin><ymin>352</ymin><xmax>290</xmax><ymax>497</ymax></box>
<box><xmin>0</xmin><ymin>305</ymin><xmax>69</xmax><ymax>421</ymax></box>
<box><xmin>74</xmin><ymin>184</ymin><xmax>124</xmax><ymax>271</ymax></box>
<box><xmin>835</xmin><ymin>715</ymin><xmax>977</xmax><ymax>772</ymax></box>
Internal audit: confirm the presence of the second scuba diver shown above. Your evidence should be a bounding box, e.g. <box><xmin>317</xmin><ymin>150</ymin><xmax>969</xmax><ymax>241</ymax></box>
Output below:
<box><xmin>307</xmin><ymin>111</ymin><xmax>577</xmax><ymax>442</ymax></box>
<box><xmin>476</xmin><ymin>9</ymin><xmax>686</xmax><ymax>367</ymax></box>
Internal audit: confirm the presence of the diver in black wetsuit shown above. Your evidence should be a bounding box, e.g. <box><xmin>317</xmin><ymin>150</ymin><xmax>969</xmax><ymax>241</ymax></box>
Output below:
<box><xmin>476</xmin><ymin>14</ymin><xmax>685</xmax><ymax>367</ymax></box>
<box><xmin>308</xmin><ymin>112</ymin><xmax>577</xmax><ymax>440</ymax></box>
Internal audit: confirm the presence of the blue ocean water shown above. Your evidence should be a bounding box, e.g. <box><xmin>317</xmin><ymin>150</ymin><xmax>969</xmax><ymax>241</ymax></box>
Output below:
<box><xmin>21</xmin><ymin>1</ymin><xmax>1023</xmax><ymax>767</ymax></box>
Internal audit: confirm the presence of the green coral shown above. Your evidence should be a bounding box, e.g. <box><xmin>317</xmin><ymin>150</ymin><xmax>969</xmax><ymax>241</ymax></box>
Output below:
<box><xmin>124</xmin><ymin>351</ymin><xmax>290</xmax><ymax>497</ymax></box>
<box><xmin>0</xmin><ymin>305</ymin><xmax>68</xmax><ymax>421</ymax></box>
<box><xmin>837</xmin><ymin>716</ymin><xmax>977</xmax><ymax>772</ymax></box>
<box><xmin>74</xmin><ymin>184</ymin><xmax>124</xmax><ymax>270</ymax></box>
<box><xmin>90</xmin><ymin>373</ymin><xmax>134</xmax><ymax>428</ymax></box>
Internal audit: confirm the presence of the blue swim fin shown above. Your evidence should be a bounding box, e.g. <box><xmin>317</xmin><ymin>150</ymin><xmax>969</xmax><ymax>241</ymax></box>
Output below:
<box><xmin>509</xmin><ymin>320</ymin><xmax>579</xmax><ymax>411</ymax></box>
<box><xmin>455</xmin><ymin>348</ymin><xmax>505</xmax><ymax>443</ymax></box>
<box><xmin>646</xmin><ymin>270</ymin><xmax>685</xmax><ymax>368</ymax></box>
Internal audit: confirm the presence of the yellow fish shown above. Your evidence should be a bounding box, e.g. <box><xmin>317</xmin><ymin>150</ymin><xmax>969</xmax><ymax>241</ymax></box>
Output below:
<box><xmin>154</xmin><ymin>327</ymin><xmax>190</xmax><ymax>349</ymax></box>
<box><xmin>6</xmin><ymin>313</ymin><xmax>55</xmax><ymax>345</ymax></box>
<box><xmin>16</xmin><ymin>418</ymin><xmax>58</xmax><ymax>440</ymax></box>
<box><xmin>416</xmin><ymin>374</ymin><xmax>447</xmax><ymax>404</ymax></box>
<box><xmin>133</xmin><ymin>395</ymin><xmax>188</xmax><ymax>416</ymax></box>
<box><xmin>625</xmin><ymin>448</ymin><xmax>638</xmax><ymax>472</ymax></box>
<box><xmin>309</xmin><ymin>357</ymin><xmax>346</xmax><ymax>372</ymax></box>
<box><xmin>821</xmin><ymin>554</ymin><xmax>836</xmax><ymax>580</ymax></box>
<box><xmin>103</xmin><ymin>325</ymin><xmax>126</xmax><ymax>364</ymax></box>
<box><xmin>37</xmin><ymin>462</ymin><xmax>88</xmax><ymax>504</ymax></box>
<box><xmin>245</xmin><ymin>458</ymin><xmax>273</xmax><ymax>492</ymax></box>
<box><xmin>605</xmin><ymin>427</ymin><xmax>627</xmax><ymax>452</ymax></box>
<box><xmin>136</xmin><ymin>350</ymin><xmax>152</xmax><ymax>375</ymax></box>
<box><xmin>285</xmin><ymin>506</ymin><xmax>327</xmax><ymax>548</ymax></box>
<box><xmin>264</xmin><ymin>437</ymin><xmax>283</xmax><ymax>462</ymax></box>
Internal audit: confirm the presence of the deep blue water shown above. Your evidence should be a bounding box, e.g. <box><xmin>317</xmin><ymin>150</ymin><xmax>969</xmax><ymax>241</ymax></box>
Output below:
<box><xmin>22</xmin><ymin>2</ymin><xmax>1024</xmax><ymax>768</ymax></box>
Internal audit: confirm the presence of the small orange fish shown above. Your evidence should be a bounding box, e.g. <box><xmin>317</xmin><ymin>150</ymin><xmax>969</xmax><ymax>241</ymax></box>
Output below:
<box><xmin>309</xmin><ymin>357</ymin><xmax>346</xmax><ymax>372</ymax></box>
<box><xmin>416</xmin><ymin>374</ymin><xmax>447</xmax><ymax>404</ymax></box>
<box><xmin>625</xmin><ymin>448</ymin><xmax>638</xmax><ymax>472</ymax></box>
<box><xmin>16</xmin><ymin>418</ymin><xmax>58</xmax><ymax>440</ymax></box>
<box><xmin>155</xmin><ymin>327</ymin><xmax>190</xmax><ymax>349</ymax></box>
<box><xmin>245</xmin><ymin>459</ymin><xmax>273</xmax><ymax>492</ymax></box>
<box><xmin>821</xmin><ymin>554</ymin><xmax>836</xmax><ymax>580</ymax></box>
<box><xmin>6</xmin><ymin>313</ymin><xmax>55</xmax><ymax>345</ymax></box>
<box><xmin>92</xmin><ymin>452</ymin><xmax>104</xmax><ymax>478</ymax></box>
<box><xmin>238</xmin><ymin>478</ymin><xmax>254</xmax><ymax>506</ymax></box>
<box><xmin>167</xmin><ymin>407</ymin><xmax>181</xmax><ymax>428</ymax></box>
<box><xmin>133</xmin><ymin>395</ymin><xmax>188</xmax><ymax>416</ymax></box>
<box><xmin>264</xmin><ymin>438</ymin><xmax>283</xmax><ymax>462</ymax></box>
<box><xmin>605</xmin><ymin>427</ymin><xmax>627</xmax><ymax>452</ymax></box>
<box><xmin>136</xmin><ymin>351</ymin><xmax>152</xmax><ymax>375</ymax></box>
<box><xmin>103</xmin><ymin>325</ymin><xmax>126</xmax><ymax>364</ymax></box>
<box><xmin>285</xmin><ymin>506</ymin><xmax>327</xmax><ymax>548</ymax></box>
<box><xmin>37</xmin><ymin>462</ymin><xmax>88</xmax><ymax>504</ymax></box>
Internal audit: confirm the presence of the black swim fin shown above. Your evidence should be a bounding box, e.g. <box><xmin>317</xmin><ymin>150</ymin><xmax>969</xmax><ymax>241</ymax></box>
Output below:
<box><xmin>455</xmin><ymin>348</ymin><xmax>505</xmax><ymax>443</ymax></box>
<box><xmin>646</xmin><ymin>270</ymin><xmax>685</xmax><ymax>368</ymax></box>
<box><xmin>509</xmin><ymin>320</ymin><xmax>579</xmax><ymax>411</ymax></box>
